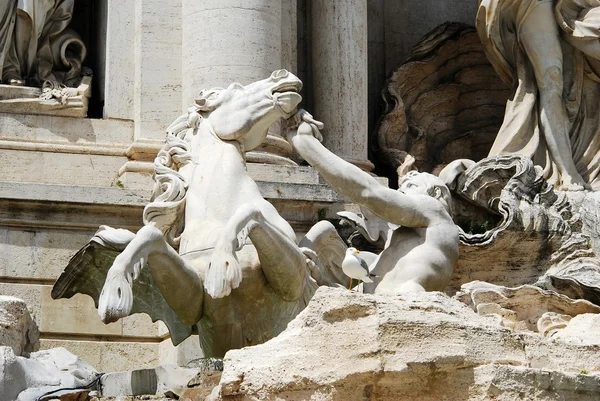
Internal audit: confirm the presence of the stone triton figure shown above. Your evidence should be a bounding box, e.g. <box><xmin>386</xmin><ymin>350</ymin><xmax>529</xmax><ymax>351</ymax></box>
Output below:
<box><xmin>51</xmin><ymin>70</ymin><xmax>350</xmax><ymax>358</ymax></box>
<box><xmin>287</xmin><ymin>113</ymin><xmax>460</xmax><ymax>294</ymax></box>
<box><xmin>478</xmin><ymin>0</ymin><xmax>600</xmax><ymax>190</ymax></box>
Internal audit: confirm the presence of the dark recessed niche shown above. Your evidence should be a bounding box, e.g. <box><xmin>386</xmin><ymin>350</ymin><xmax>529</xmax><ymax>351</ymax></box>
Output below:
<box><xmin>69</xmin><ymin>0</ymin><xmax>107</xmax><ymax>119</ymax></box>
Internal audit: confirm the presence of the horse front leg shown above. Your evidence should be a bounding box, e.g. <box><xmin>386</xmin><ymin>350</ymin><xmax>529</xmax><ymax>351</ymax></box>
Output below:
<box><xmin>99</xmin><ymin>225</ymin><xmax>204</xmax><ymax>325</ymax></box>
<box><xmin>205</xmin><ymin>202</ymin><xmax>308</xmax><ymax>301</ymax></box>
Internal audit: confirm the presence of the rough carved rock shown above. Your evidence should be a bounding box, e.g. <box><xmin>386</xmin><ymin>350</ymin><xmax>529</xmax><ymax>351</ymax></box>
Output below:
<box><xmin>0</xmin><ymin>346</ymin><xmax>98</xmax><ymax>401</ymax></box>
<box><xmin>211</xmin><ymin>287</ymin><xmax>600</xmax><ymax>401</ymax></box>
<box><xmin>377</xmin><ymin>22</ymin><xmax>509</xmax><ymax>175</ymax></box>
<box><xmin>556</xmin><ymin>314</ymin><xmax>600</xmax><ymax>346</ymax></box>
<box><xmin>0</xmin><ymin>295</ymin><xmax>40</xmax><ymax>356</ymax></box>
<box><xmin>565</xmin><ymin>191</ymin><xmax>600</xmax><ymax>256</ymax></box>
<box><xmin>446</xmin><ymin>155</ymin><xmax>600</xmax><ymax>305</ymax></box>
<box><xmin>455</xmin><ymin>281</ymin><xmax>600</xmax><ymax>333</ymax></box>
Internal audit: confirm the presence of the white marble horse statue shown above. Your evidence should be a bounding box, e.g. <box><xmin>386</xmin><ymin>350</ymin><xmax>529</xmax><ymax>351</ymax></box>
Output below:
<box><xmin>52</xmin><ymin>70</ymin><xmax>348</xmax><ymax>357</ymax></box>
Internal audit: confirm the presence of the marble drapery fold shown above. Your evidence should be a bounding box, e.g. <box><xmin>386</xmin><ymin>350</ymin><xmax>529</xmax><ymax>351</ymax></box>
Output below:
<box><xmin>0</xmin><ymin>0</ymin><xmax>82</xmax><ymax>87</ymax></box>
<box><xmin>478</xmin><ymin>0</ymin><xmax>600</xmax><ymax>189</ymax></box>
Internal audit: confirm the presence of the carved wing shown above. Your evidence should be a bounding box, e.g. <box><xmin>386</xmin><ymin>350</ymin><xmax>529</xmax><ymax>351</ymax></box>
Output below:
<box><xmin>338</xmin><ymin>205</ymin><xmax>396</xmax><ymax>248</ymax></box>
<box><xmin>299</xmin><ymin>221</ymin><xmax>349</xmax><ymax>287</ymax></box>
<box><xmin>51</xmin><ymin>226</ymin><xmax>193</xmax><ymax>345</ymax></box>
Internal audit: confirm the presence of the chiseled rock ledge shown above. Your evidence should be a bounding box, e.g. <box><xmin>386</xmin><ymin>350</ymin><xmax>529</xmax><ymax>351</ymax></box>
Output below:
<box><xmin>213</xmin><ymin>287</ymin><xmax>600</xmax><ymax>401</ymax></box>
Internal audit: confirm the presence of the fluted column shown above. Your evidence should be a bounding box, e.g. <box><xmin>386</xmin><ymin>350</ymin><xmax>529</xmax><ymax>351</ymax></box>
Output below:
<box><xmin>181</xmin><ymin>0</ymin><xmax>281</xmax><ymax>106</ymax></box>
<box><xmin>312</xmin><ymin>0</ymin><xmax>373</xmax><ymax>171</ymax></box>
<box><xmin>181</xmin><ymin>0</ymin><xmax>297</xmax><ymax>165</ymax></box>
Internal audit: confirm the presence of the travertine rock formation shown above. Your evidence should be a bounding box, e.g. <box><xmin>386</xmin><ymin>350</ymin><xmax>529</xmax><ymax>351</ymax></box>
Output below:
<box><xmin>455</xmin><ymin>281</ymin><xmax>600</xmax><ymax>333</ymax></box>
<box><xmin>0</xmin><ymin>295</ymin><xmax>39</xmax><ymax>356</ymax></box>
<box><xmin>377</xmin><ymin>22</ymin><xmax>509</xmax><ymax>175</ymax></box>
<box><xmin>212</xmin><ymin>287</ymin><xmax>600</xmax><ymax>401</ymax></box>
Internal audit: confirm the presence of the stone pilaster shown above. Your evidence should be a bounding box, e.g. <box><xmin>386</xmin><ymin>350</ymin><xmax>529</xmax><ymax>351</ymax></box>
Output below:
<box><xmin>312</xmin><ymin>0</ymin><xmax>373</xmax><ymax>171</ymax></box>
<box><xmin>117</xmin><ymin>0</ymin><xmax>183</xmax><ymax>187</ymax></box>
<box><xmin>133</xmin><ymin>0</ymin><xmax>182</xmax><ymax>142</ymax></box>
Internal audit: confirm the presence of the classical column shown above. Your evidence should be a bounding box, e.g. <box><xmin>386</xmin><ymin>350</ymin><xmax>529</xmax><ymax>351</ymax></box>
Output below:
<box><xmin>312</xmin><ymin>0</ymin><xmax>373</xmax><ymax>171</ymax></box>
<box><xmin>181</xmin><ymin>0</ymin><xmax>298</xmax><ymax>166</ymax></box>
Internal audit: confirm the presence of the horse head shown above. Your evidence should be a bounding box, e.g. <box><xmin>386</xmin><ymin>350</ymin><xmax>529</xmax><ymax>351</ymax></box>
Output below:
<box><xmin>195</xmin><ymin>69</ymin><xmax>303</xmax><ymax>151</ymax></box>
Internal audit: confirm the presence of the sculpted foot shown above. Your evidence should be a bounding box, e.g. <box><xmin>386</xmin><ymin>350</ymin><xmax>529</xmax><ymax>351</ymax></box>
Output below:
<box><xmin>8</xmin><ymin>79</ymin><xmax>25</xmax><ymax>86</ymax></box>
<box><xmin>204</xmin><ymin>247</ymin><xmax>242</xmax><ymax>299</ymax></box>
<box><xmin>98</xmin><ymin>252</ymin><xmax>145</xmax><ymax>323</ymax></box>
<box><xmin>559</xmin><ymin>173</ymin><xmax>590</xmax><ymax>191</ymax></box>
<box><xmin>98</xmin><ymin>267</ymin><xmax>134</xmax><ymax>323</ymax></box>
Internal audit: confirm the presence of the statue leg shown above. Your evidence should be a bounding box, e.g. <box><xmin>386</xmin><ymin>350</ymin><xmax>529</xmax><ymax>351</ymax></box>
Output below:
<box><xmin>205</xmin><ymin>201</ymin><xmax>309</xmax><ymax>301</ymax></box>
<box><xmin>99</xmin><ymin>225</ymin><xmax>203</xmax><ymax>325</ymax></box>
<box><xmin>519</xmin><ymin>2</ymin><xmax>589</xmax><ymax>191</ymax></box>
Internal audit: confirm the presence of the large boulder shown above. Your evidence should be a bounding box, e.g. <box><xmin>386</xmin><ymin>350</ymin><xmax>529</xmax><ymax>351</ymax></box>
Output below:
<box><xmin>0</xmin><ymin>296</ymin><xmax>39</xmax><ymax>356</ymax></box>
<box><xmin>212</xmin><ymin>287</ymin><xmax>600</xmax><ymax>401</ymax></box>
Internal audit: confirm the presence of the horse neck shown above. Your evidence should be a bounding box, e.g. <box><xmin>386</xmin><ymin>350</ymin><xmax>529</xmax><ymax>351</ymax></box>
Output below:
<box><xmin>192</xmin><ymin>123</ymin><xmax>246</xmax><ymax>169</ymax></box>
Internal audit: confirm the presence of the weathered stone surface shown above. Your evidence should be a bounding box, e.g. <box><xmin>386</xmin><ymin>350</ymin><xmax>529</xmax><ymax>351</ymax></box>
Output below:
<box><xmin>211</xmin><ymin>287</ymin><xmax>600</xmax><ymax>400</ymax></box>
<box><xmin>0</xmin><ymin>295</ymin><xmax>39</xmax><ymax>356</ymax></box>
<box><xmin>39</xmin><ymin>339</ymin><xmax>167</xmax><ymax>373</ymax></box>
<box><xmin>177</xmin><ymin>369</ymin><xmax>222</xmax><ymax>401</ymax></box>
<box><xmin>566</xmin><ymin>191</ymin><xmax>600</xmax><ymax>256</ymax></box>
<box><xmin>455</xmin><ymin>281</ymin><xmax>600</xmax><ymax>333</ymax></box>
<box><xmin>443</xmin><ymin>155</ymin><xmax>600</xmax><ymax>305</ymax></box>
<box><xmin>377</xmin><ymin>22</ymin><xmax>509</xmax><ymax>175</ymax></box>
<box><xmin>91</xmin><ymin>396</ymin><xmax>174</xmax><ymax>401</ymax></box>
<box><xmin>0</xmin><ymin>346</ymin><xmax>98</xmax><ymax>401</ymax></box>
<box><xmin>558</xmin><ymin>314</ymin><xmax>600</xmax><ymax>346</ymax></box>
<box><xmin>312</xmin><ymin>0</ymin><xmax>372</xmax><ymax>171</ymax></box>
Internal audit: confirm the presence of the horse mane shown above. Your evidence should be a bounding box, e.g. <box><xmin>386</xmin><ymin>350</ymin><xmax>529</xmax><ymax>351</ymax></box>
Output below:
<box><xmin>142</xmin><ymin>106</ymin><xmax>201</xmax><ymax>248</ymax></box>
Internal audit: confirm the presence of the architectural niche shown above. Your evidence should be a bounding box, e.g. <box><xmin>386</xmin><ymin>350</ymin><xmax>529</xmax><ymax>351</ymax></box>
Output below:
<box><xmin>377</xmin><ymin>22</ymin><xmax>509</xmax><ymax>176</ymax></box>
<box><xmin>0</xmin><ymin>0</ymin><xmax>91</xmax><ymax>117</ymax></box>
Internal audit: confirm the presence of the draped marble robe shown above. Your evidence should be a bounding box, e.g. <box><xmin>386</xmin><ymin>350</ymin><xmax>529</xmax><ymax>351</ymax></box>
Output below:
<box><xmin>0</xmin><ymin>0</ymin><xmax>75</xmax><ymax>85</ymax></box>
<box><xmin>478</xmin><ymin>0</ymin><xmax>600</xmax><ymax>189</ymax></box>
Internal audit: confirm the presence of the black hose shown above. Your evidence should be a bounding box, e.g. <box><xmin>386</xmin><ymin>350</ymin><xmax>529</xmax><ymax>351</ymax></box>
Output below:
<box><xmin>34</xmin><ymin>372</ymin><xmax>103</xmax><ymax>401</ymax></box>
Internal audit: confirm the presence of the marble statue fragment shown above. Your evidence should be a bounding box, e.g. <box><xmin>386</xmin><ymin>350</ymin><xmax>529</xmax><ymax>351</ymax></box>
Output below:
<box><xmin>478</xmin><ymin>0</ymin><xmax>600</xmax><ymax>190</ymax></box>
<box><xmin>287</xmin><ymin>112</ymin><xmax>460</xmax><ymax>294</ymax></box>
<box><xmin>52</xmin><ymin>71</ymin><xmax>350</xmax><ymax>358</ymax></box>
<box><xmin>0</xmin><ymin>0</ymin><xmax>90</xmax><ymax>116</ymax></box>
